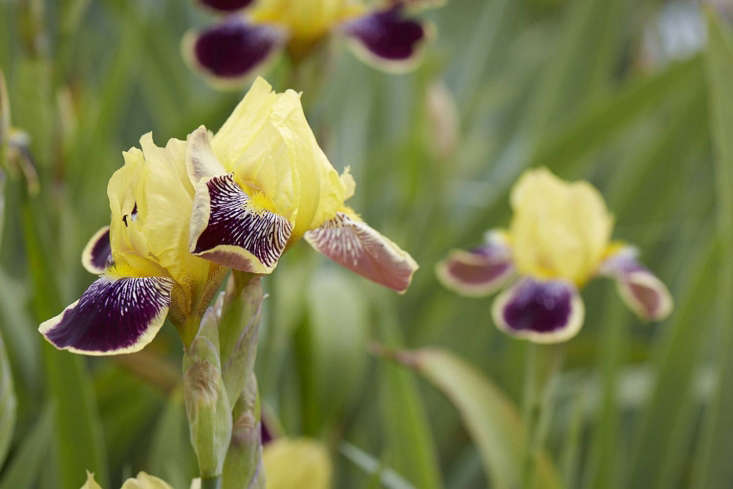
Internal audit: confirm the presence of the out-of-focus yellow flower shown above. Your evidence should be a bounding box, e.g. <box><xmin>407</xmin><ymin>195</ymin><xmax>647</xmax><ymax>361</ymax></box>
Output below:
<box><xmin>80</xmin><ymin>471</ymin><xmax>200</xmax><ymax>489</ymax></box>
<box><xmin>437</xmin><ymin>168</ymin><xmax>673</xmax><ymax>343</ymax></box>
<box><xmin>185</xmin><ymin>0</ymin><xmax>436</xmax><ymax>88</ymax></box>
<box><xmin>509</xmin><ymin>168</ymin><xmax>613</xmax><ymax>286</ymax></box>
<box><xmin>263</xmin><ymin>438</ymin><xmax>332</xmax><ymax>489</ymax></box>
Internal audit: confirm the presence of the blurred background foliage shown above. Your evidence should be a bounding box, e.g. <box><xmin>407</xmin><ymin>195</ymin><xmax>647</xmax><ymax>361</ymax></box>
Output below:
<box><xmin>0</xmin><ymin>0</ymin><xmax>732</xmax><ymax>488</ymax></box>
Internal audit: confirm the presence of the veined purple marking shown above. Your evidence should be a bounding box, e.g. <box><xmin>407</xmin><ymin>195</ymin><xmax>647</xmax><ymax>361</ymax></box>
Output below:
<box><xmin>193</xmin><ymin>175</ymin><xmax>292</xmax><ymax>267</ymax></box>
<box><xmin>305</xmin><ymin>212</ymin><xmax>416</xmax><ymax>292</ymax></box>
<box><xmin>43</xmin><ymin>276</ymin><xmax>173</xmax><ymax>353</ymax></box>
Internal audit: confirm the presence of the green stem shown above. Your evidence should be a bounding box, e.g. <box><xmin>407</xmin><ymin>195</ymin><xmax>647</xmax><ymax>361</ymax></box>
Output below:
<box><xmin>201</xmin><ymin>476</ymin><xmax>221</xmax><ymax>489</ymax></box>
<box><xmin>520</xmin><ymin>344</ymin><xmax>564</xmax><ymax>489</ymax></box>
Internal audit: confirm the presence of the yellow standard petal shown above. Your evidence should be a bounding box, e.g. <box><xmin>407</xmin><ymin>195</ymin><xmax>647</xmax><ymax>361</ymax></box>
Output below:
<box><xmin>211</xmin><ymin>77</ymin><xmax>354</xmax><ymax>241</ymax></box>
<box><xmin>250</xmin><ymin>0</ymin><xmax>365</xmax><ymax>46</ymax></box>
<box><xmin>107</xmin><ymin>133</ymin><xmax>214</xmax><ymax>311</ymax></box>
<box><xmin>263</xmin><ymin>438</ymin><xmax>332</xmax><ymax>489</ymax></box>
<box><xmin>509</xmin><ymin>168</ymin><xmax>614</xmax><ymax>285</ymax></box>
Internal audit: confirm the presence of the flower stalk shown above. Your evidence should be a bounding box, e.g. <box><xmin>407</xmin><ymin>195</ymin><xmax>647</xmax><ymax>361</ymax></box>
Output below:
<box><xmin>184</xmin><ymin>271</ymin><xmax>266</xmax><ymax>485</ymax></box>
<box><xmin>520</xmin><ymin>344</ymin><xmax>564</xmax><ymax>489</ymax></box>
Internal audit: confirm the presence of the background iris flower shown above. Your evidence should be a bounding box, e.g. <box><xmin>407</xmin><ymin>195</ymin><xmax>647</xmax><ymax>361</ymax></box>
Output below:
<box><xmin>437</xmin><ymin>168</ymin><xmax>673</xmax><ymax>343</ymax></box>
<box><xmin>184</xmin><ymin>0</ymin><xmax>437</xmax><ymax>87</ymax></box>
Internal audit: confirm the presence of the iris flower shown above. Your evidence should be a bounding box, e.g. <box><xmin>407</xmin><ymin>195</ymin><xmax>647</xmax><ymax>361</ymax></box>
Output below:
<box><xmin>39</xmin><ymin>77</ymin><xmax>417</xmax><ymax>355</ymax></box>
<box><xmin>81</xmin><ymin>472</ymin><xmax>199</xmax><ymax>489</ymax></box>
<box><xmin>79</xmin><ymin>436</ymin><xmax>329</xmax><ymax>489</ymax></box>
<box><xmin>437</xmin><ymin>168</ymin><xmax>673</xmax><ymax>343</ymax></box>
<box><xmin>184</xmin><ymin>0</ymin><xmax>437</xmax><ymax>87</ymax></box>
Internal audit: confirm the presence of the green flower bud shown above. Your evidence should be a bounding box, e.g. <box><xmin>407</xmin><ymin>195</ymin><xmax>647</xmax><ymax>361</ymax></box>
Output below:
<box><xmin>184</xmin><ymin>306</ymin><xmax>232</xmax><ymax>478</ymax></box>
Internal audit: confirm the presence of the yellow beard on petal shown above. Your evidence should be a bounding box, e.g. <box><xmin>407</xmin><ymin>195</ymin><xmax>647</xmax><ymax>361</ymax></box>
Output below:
<box><xmin>509</xmin><ymin>168</ymin><xmax>614</xmax><ymax>286</ymax></box>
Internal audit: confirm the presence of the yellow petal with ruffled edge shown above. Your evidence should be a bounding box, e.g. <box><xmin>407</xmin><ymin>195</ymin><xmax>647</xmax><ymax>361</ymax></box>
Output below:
<box><xmin>509</xmin><ymin>168</ymin><xmax>613</xmax><ymax>285</ymax></box>
<box><xmin>120</xmin><ymin>472</ymin><xmax>175</xmax><ymax>489</ymax></box>
<box><xmin>211</xmin><ymin>77</ymin><xmax>354</xmax><ymax>241</ymax></box>
<box><xmin>107</xmin><ymin>133</ymin><xmax>212</xmax><ymax>297</ymax></box>
<box><xmin>250</xmin><ymin>0</ymin><xmax>365</xmax><ymax>44</ymax></box>
<box><xmin>263</xmin><ymin>438</ymin><xmax>332</xmax><ymax>489</ymax></box>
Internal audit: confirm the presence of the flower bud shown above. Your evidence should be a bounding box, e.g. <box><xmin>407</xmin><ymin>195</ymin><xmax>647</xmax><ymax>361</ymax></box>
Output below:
<box><xmin>219</xmin><ymin>272</ymin><xmax>264</xmax><ymax>400</ymax></box>
<box><xmin>426</xmin><ymin>81</ymin><xmax>459</xmax><ymax>160</ymax></box>
<box><xmin>222</xmin><ymin>375</ymin><xmax>264</xmax><ymax>489</ymax></box>
<box><xmin>183</xmin><ymin>306</ymin><xmax>232</xmax><ymax>478</ymax></box>
<box><xmin>263</xmin><ymin>438</ymin><xmax>332</xmax><ymax>489</ymax></box>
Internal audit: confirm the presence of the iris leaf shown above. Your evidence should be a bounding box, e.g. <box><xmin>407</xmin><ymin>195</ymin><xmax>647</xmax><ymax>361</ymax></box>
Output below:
<box><xmin>386</xmin><ymin>348</ymin><xmax>561</xmax><ymax>489</ymax></box>
<box><xmin>692</xmin><ymin>11</ymin><xmax>733</xmax><ymax>489</ymax></box>
<box><xmin>339</xmin><ymin>442</ymin><xmax>417</xmax><ymax>489</ymax></box>
<box><xmin>0</xmin><ymin>405</ymin><xmax>52</xmax><ymax>489</ymax></box>
<box><xmin>377</xmin><ymin>313</ymin><xmax>444</xmax><ymax>489</ymax></box>
<box><xmin>149</xmin><ymin>390</ymin><xmax>198</xmax><ymax>489</ymax></box>
<box><xmin>303</xmin><ymin>269</ymin><xmax>369</xmax><ymax>433</ymax></box>
<box><xmin>21</xmin><ymin>199</ymin><xmax>108</xmax><ymax>489</ymax></box>
<box><xmin>0</xmin><ymin>330</ymin><xmax>15</xmax><ymax>468</ymax></box>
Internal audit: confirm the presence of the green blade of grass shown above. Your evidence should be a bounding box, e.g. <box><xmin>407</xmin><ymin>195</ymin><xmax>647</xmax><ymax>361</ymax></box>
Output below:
<box><xmin>304</xmin><ymin>269</ymin><xmax>369</xmax><ymax>434</ymax></box>
<box><xmin>377</xmin><ymin>311</ymin><xmax>443</xmax><ymax>489</ymax></box>
<box><xmin>628</xmin><ymin>235</ymin><xmax>718</xmax><ymax>489</ymax></box>
<box><xmin>530</xmin><ymin>54</ymin><xmax>704</xmax><ymax>174</ymax></box>
<box><xmin>21</xmin><ymin>199</ymin><xmax>108</xmax><ymax>489</ymax></box>
<box><xmin>384</xmin><ymin>348</ymin><xmax>561</xmax><ymax>489</ymax></box>
<box><xmin>692</xmin><ymin>12</ymin><xmax>733</xmax><ymax>489</ymax></box>
<box><xmin>0</xmin><ymin>405</ymin><xmax>53</xmax><ymax>489</ymax></box>
<box><xmin>149</xmin><ymin>390</ymin><xmax>198</xmax><ymax>489</ymax></box>
<box><xmin>0</xmin><ymin>329</ymin><xmax>15</xmax><ymax>467</ymax></box>
<box><xmin>339</xmin><ymin>442</ymin><xmax>417</xmax><ymax>489</ymax></box>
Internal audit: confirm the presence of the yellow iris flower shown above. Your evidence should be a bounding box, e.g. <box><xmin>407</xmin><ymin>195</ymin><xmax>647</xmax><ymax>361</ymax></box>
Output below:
<box><xmin>186</xmin><ymin>0</ymin><xmax>435</xmax><ymax>88</ymax></box>
<box><xmin>40</xmin><ymin>76</ymin><xmax>416</xmax><ymax>356</ymax></box>
<box><xmin>437</xmin><ymin>168</ymin><xmax>672</xmax><ymax>343</ymax></box>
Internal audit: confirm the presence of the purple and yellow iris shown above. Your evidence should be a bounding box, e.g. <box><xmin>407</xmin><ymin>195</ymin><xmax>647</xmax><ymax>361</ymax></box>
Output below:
<box><xmin>39</xmin><ymin>77</ymin><xmax>418</xmax><ymax>356</ymax></box>
<box><xmin>184</xmin><ymin>0</ymin><xmax>437</xmax><ymax>88</ymax></box>
<box><xmin>437</xmin><ymin>168</ymin><xmax>673</xmax><ymax>343</ymax></box>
